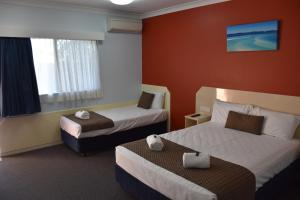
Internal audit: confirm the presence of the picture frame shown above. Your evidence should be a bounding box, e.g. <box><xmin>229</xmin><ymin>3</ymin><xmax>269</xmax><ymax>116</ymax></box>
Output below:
<box><xmin>227</xmin><ymin>20</ymin><xmax>279</xmax><ymax>52</ymax></box>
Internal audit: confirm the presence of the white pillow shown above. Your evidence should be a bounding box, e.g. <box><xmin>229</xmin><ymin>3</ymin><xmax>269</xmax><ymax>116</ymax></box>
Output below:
<box><xmin>145</xmin><ymin>91</ymin><xmax>165</xmax><ymax>109</ymax></box>
<box><xmin>249</xmin><ymin>107</ymin><xmax>299</xmax><ymax>140</ymax></box>
<box><xmin>211</xmin><ymin>99</ymin><xmax>250</xmax><ymax>126</ymax></box>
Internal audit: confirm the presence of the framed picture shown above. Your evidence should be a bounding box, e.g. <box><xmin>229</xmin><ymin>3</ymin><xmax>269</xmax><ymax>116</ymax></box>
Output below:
<box><xmin>227</xmin><ymin>20</ymin><xmax>279</xmax><ymax>52</ymax></box>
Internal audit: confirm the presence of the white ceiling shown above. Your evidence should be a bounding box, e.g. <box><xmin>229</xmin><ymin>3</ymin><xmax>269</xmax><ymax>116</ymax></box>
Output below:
<box><xmin>1</xmin><ymin>0</ymin><xmax>216</xmax><ymax>13</ymax></box>
<box><xmin>0</xmin><ymin>0</ymin><xmax>229</xmax><ymax>18</ymax></box>
<box><xmin>37</xmin><ymin>0</ymin><xmax>198</xmax><ymax>13</ymax></box>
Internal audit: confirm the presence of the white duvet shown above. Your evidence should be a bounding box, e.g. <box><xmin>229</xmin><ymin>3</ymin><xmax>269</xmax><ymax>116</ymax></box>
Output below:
<box><xmin>116</xmin><ymin>122</ymin><xmax>300</xmax><ymax>200</ymax></box>
<box><xmin>60</xmin><ymin>105</ymin><xmax>168</xmax><ymax>139</ymax></box>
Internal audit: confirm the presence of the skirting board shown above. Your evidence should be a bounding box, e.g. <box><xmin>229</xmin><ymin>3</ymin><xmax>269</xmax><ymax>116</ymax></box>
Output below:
<box><xmin>0</xmin><ymin>140</ymin><xmax>62</xmax><ymax>157</ymax></box>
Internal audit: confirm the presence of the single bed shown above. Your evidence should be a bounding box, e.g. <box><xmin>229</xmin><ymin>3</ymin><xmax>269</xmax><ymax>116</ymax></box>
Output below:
<box><xmin>61</xmin><ymin>106</ymin><xmax>168</xmax><ymax>154</ymax></box>
<box><xmin>60</xmin><ymin>84</ymin><xmax>171</xmax><ymax>154</ymax></box>
<box><xmin>115</xmin><ymin>86</ymin><xmax>300</xmax><ymax>200</ymax></box>
<box><xmin>61</xmin><ymin>105</ymin><xmax>168</xmax><ymax>139</ymax></box>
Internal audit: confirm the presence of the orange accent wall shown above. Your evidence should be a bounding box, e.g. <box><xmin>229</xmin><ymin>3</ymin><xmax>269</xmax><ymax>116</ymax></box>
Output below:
<box><xmin>142</xmin><ymin>0</ymin><xmax>300</xmax><ymax>130</ymax></box>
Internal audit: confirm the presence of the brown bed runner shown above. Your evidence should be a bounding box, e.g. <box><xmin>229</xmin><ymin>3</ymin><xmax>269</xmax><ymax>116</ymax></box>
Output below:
<box><xmin>121</xmin><ymin>138</ymin><xmax>255</xmax><ymax>200</ymax></box>
<box><xmin>65</xmin><ymin>112</ymin><xmax>114</xmax><ymax>132</ymax></box>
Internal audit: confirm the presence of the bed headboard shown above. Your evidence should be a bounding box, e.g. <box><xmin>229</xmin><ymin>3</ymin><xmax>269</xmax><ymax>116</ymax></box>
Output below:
<box><xmin>196</xmin><ymin>87</ymin><xmax>300</xmax><ymax>139</ymax></box>
<box><xmin>142</xmin><ymin>84</ymin><xmax>171</xmax><ymax>131</ymax></box>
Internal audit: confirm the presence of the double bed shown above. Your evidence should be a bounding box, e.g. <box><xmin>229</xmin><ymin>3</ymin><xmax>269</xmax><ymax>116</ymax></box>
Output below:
<box><xmin>115</xmin><ymin>87</ymin><xmax>300</xmax><ymax>200</ymax></box>
<box><xmin>116</xmin><ymin>122</ymin><xmax>300</xmax><ymax>200</ymax></box>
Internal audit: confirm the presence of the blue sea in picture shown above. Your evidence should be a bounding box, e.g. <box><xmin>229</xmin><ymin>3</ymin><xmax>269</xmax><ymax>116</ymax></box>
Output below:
<box><xmin>227</xmin><ymin>20</ymin><xmax>278</xmax><ymax>52</ymax></box>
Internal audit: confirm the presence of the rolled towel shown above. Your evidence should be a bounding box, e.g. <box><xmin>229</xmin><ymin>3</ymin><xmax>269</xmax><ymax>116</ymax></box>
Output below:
<box><xmin>75</xmin><ymin>110</ymin><xmax>90</xmax><ymax>120</ymax></box>
<box><xmin>75</xmin><ymin>111</ymin><xmax>83</xmax><ymax>119</ymax></box>
<box><xmin>183</xmin><ymin>152</ymin><xmax>211</xmax><ymax>169</ymax></box>
<box><xmin>81</xmin><ymin>111</ymin><xmax>90</xmax><ymax>119</ymax></box>
<box><xmin>146</xmin><ymin>135</ymin><xmax>164</xmax><ymax>151</ymax></box>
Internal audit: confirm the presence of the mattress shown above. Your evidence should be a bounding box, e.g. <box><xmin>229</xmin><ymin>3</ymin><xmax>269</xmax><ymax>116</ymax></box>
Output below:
<box><xmin>116</xmin><ymin>122</ymin><xmax>300</xmax><ymax>200</ymax></box>
<box><xmin>60</xmin><ymin>105</ymin><xmax>168</xmax><ymax>139</ymax></box>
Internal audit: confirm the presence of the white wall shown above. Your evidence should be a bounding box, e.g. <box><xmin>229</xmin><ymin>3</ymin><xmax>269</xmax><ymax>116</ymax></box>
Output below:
<box><xmin>0</xmin><ymin>3</ymin><xmax>106</xmax><ymax>34</ymax></box>
<box><xmin>0</xmin><ymin>2</ymin><xmax>142</xmax><ymax>109</ymax></box>
<box><xmin>101</xmin><ymin>32</ymin><xmax>142</xmax><ymax>103</ymax></box>
<box><xmin>0</xmin><ymin>2</ymin><xmax>142</xmax><ymax>156</ymax></box>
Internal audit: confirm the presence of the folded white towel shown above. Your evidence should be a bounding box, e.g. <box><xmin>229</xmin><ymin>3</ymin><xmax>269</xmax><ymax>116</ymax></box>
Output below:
<box><xmin>81</xmin><ymin>111</ymin><xmax>89</xmax><ymax>117</ymax></box>
<box><xmin>183</xmin><ymin>152</ymin><xmax>211</xmax><ymax>169</ymax></box>
<box><xmin>146</xmin><ymin>135</ymin><xmax>164</xmax><ymax>151</ymax></box>
<box><xmin>75</xmin><ymin>110</ymin><xmax>90</xmax><ymax>120</ymax></box>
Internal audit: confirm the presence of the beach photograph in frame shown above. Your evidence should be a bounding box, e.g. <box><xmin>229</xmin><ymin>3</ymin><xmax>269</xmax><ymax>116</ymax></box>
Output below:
<box><xmin>227</xmin><ymin>20</ymin><xmax>279</xmax><ymax>52</ymax></box>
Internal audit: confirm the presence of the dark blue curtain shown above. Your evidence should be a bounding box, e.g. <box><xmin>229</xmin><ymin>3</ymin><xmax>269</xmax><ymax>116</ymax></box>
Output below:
<box><xmin>0</xmin><ymin>37</ymin><xmax>41</xmax><ymax>117</ymax></box>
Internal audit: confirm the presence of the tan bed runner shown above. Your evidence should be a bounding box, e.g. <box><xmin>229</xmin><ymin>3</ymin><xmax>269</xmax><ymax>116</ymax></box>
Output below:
<box><xmin>65</xmin><ymin>112</ymin><xmax>114</xmax><ymax>133</ymax></box>
<box><xmin>121</xmin><ymin>138</ymin><xmax>255</xmax><ymax>200</ymax></box>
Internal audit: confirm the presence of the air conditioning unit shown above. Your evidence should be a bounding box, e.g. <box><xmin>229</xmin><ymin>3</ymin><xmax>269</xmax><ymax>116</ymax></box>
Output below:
<box><xmin>107</xmin><ymin>17</ymin><xmax>142</xmax><ymax>33</ymax></box>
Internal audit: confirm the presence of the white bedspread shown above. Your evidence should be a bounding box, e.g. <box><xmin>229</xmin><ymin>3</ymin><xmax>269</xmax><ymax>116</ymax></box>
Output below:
<box><xmin>116</xmin><ymin>122</ymin><xmax>300</xmax><ymax>200</ymax></box>
<box><xmin>60</xmin><ymin>105</ymin><xmax>168</xmax><ymax>139</ymax></box>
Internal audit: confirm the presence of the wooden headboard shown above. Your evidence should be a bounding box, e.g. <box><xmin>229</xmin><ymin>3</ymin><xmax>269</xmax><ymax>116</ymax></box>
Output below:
<box><xmin>142</xmin><ymin>84</ymin><xmax>171</xmax><ymax>131</ymax></box>
<box><xmin>196</xmin><ymin>87</ymin><xmax>300</xmax><ymax>139</ymax></box>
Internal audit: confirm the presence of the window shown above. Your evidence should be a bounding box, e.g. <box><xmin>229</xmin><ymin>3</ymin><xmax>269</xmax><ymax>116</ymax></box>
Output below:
<box><xmin>31</xmin><ymin>39</ymin><xmax>102</xmax><ymax>103</ymax></box>
<box><xmin>31</xmin><ymin>39</ymin><xmax>57</xmax><ymax>95</ymax></box>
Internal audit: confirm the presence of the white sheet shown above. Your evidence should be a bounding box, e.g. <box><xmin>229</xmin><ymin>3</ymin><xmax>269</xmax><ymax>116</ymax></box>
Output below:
<box><xmin>60</xmin><ymin>105</ymin><xmax>168</xmax><ymax>139</ymax></box>
<box><xmin>116</xmin><ymin>122</ymin><xmax>300</xmax><ymax>200</ymax></box>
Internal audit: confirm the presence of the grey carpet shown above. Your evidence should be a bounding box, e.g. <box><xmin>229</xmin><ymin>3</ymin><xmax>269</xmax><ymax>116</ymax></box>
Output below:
<box><xmin>0</xmin><ymin>145</ymin><xmax>132</xmax><ymax>200</ymax></box>
<box><xmin>0</xmin><ymin>145</ymin><xmax>299</xmax><ymax>200</ymax></box>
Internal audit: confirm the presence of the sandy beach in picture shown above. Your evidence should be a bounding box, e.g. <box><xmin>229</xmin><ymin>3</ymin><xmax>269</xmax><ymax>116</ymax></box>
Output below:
<box><xmin>227</xmin><ymin>20</ymin><xmax>278</xmax><ymax>52</ymax></box>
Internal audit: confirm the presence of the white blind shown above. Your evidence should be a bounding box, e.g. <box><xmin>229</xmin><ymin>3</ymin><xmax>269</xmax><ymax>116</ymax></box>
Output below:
<box><xmin>31</xmin><ymin>38</ymin><xmax>102</xmax><ymax>103</ymax></box>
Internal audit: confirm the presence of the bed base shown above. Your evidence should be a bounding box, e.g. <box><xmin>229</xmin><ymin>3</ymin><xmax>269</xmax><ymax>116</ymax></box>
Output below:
<box><xmin>61</xmin><ymin>120</ymin><xmax>167</xmax><ymax>154</ymax></box>
<box><xmin>115</xmin><ymin>164</ymin><xmax>168</xmax><ymax>200</ymax></box>
<box><xmin>115</xmin><ymin>158</ymin><xmax>300</xmax><ymax>200</ymax></box>
<box><xmin>255</xmin><ymin>158</ymin><xmax>300</xmax><ymax>200</ymax></box>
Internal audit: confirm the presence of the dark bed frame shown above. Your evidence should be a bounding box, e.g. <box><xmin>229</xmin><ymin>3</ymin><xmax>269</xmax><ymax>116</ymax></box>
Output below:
<box><xmin>115</xmin><ymin>158</ymin><xmax>300</xmax><ymax>200</ymax></box>
<box><xmin>61</xmin><ymin>120</ymin><xmax>168</xmax><ymax>155</ymax></box>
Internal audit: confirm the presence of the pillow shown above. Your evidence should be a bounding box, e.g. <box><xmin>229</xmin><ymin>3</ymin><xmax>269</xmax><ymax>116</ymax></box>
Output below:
<box><xmin>211</xmin><ymin>100</ymin><xmax>251</xmax><ymax>126</ymax></box>
<box><xmin>151</xmin><ymin>91</ymin><xmax>165</xmax><ymax>109</ymax></box>
<box><xmin>137</xmin><ymin>92</ymin><xmax>155</xmax><ymax>109</ymax></box>
<box><xmin>249</xmin><ymin>107</ymin><xmax>299</xmax><ymax>140</ymax></box>
<box><xmin>225</xmin><ymin>111</ymin><xmax>264</xmax><ymax>135</ymax></box>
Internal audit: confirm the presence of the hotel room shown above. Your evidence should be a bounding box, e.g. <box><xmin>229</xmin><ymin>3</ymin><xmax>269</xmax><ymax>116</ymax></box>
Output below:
<box><xmin>0</xmin><ymin>0</ymin><xmax>299</xmax><ymax>199</ymax></box>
